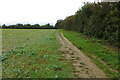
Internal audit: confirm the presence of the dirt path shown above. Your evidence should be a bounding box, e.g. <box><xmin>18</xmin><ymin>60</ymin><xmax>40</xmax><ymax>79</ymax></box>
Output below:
<box><xmin>57</xmin><ymin>31</ymin><xmax>107</xmax><ymax>78</ymax></box>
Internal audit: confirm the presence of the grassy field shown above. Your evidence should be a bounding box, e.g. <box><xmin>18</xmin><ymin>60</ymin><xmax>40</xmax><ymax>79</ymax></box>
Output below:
<box><xmin>2</xmin><ymin>29</ymin><xmax>74</xmax><ymax>78</ymax></box>
<box><xmin>1</xmin><ymin>29</ymin><xmax>119</xmax><ymax>78</ymax></box>
<box><xmin>60</xmin><ymin>30</ymin><xmax>119</xmax><ymax>78</ymax></box>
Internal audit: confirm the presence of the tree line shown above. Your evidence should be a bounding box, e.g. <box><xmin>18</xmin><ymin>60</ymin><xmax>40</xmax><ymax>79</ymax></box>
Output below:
<box><xmin>55</xmin><ymin>2</ymin><xmax>119</xmax><ymax>47</ymax></box>
<box><xmin>1</xmin><ymin>23</ymin><xmax>57</xmax><ymax>29</ymax></box>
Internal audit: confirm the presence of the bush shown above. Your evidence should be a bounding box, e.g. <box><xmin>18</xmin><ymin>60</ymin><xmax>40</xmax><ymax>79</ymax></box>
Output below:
<box><xmin>55</xmin><ymin>2</ymin><xmax>119</xmax><ymax>47</ymax></box>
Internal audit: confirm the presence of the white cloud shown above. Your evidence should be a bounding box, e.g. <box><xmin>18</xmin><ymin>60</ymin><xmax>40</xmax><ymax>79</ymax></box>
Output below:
<box><xmin>0</xmin><ymin>0</ymin><xmax>94</xmax><ymax>25</ymax></box>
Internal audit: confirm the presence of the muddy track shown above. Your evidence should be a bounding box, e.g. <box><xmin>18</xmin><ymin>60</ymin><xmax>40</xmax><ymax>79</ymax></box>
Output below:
<box><xmin>57</xmin><ymin>31</ymin><xmax>107</xmax><ymax>78</ymax></box>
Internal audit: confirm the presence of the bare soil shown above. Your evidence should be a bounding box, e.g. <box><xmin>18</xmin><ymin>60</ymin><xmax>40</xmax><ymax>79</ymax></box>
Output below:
<box><xmin>57</xmin><ymin>31</ymin><xmax>108</xmax><ymax>78</ymax></box>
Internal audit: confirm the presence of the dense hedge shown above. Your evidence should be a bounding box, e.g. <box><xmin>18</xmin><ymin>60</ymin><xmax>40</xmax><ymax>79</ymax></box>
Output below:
<box><xmin>1</xmin><ymin>23</ymin><xmax>56</xmax><ymax>29</ymax></box>
<box><xmin>55</xmin><ymin>2</ymin><xmax>119</xmax><ymax>47</ymax></box>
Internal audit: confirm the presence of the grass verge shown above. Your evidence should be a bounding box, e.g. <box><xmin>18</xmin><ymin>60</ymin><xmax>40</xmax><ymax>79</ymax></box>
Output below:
<box><xmin>60</xmin><ymin>29</ymin><xmax>119</xmax><ymax>78</ymax></box>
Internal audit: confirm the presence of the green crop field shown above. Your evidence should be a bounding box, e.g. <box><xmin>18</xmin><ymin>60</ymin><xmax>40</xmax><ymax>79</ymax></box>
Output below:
<box><xmin>2</xmin><ymin>29</ymin><xmax>74</xmax><ymax>78</ymax></box>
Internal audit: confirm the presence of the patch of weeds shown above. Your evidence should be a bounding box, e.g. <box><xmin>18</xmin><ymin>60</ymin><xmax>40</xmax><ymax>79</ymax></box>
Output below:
<box><xmin>78</xmin><ymin>46</ymin><xmax>83</xmax><ymax>50</ymax></box>
<box><xmin>43</xmin><ymin>54</ymin><xmax>49</xmax><ymax>59</ymax></box>
<box><xmin>0</xmin><ymin>55</ymin><xmax>8</xmax><ymax>61</ymax></box>
<box><xmin>28</xmin><ymin>53</ymin><xmax>37</xmax><ymax>57</ymax></box>
<box><xmin>3</xmin><ymin>48</ymin><xmax>27</xmax><ymax>55</ymax></box>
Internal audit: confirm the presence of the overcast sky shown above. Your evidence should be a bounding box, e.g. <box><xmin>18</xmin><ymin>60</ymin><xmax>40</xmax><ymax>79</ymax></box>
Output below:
<box><xmin>0</xmin><ymin>0</ymin><xmax>95</xmax><ymax>25</ymax></box>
